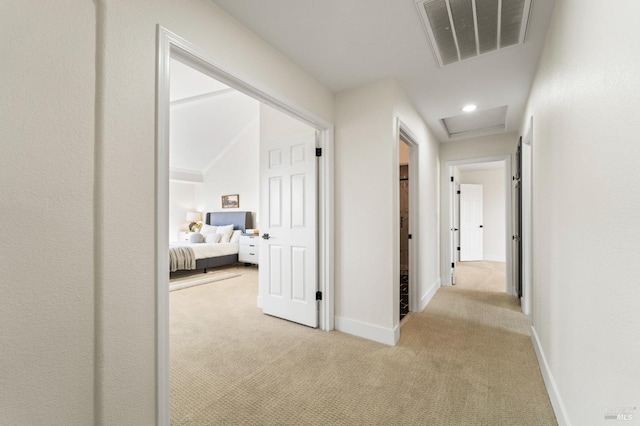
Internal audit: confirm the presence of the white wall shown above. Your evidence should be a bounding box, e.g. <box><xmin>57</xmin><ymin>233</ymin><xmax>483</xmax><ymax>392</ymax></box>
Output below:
<box><xmin>439</xmin><ymin>133</ymin><xmax>517</xmax><ymax>284</ymax></box>
<box><xmin>459</xmin><ymin>168</ymin><xmax>506</xmax><ymax>262</ymax></box>
<box><xmin>194</xmin><ymin>119</ymin><xmax>260</xmax><ymax>223</ymax></box>
<box><xmin>169</xmin><ymin>181</ymin><xmax>196</xmax><ymax>240</ymax></box>
<box><xmin>521</xmin><ymin>1</ymin><xmax>640</xmax><ymax>424</ymax></box>
<box><xmin>335</xmin><ymin>78</ymin><xmax>440</xmax><ymax>345</ymax></box>
<box><xmin>0</xmin><ymin>2</ymin><xmax>95</xmax><ymax>424</ymax></box>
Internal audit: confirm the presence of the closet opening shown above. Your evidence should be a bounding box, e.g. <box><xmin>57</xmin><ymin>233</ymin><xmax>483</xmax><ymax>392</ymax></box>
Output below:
<box><xmin>399</xmin><ymin>138</ymin><xmax>410</xmax><ymax>321</ymax></box>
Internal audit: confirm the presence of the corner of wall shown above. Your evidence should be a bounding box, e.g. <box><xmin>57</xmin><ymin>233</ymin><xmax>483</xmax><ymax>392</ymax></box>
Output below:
<box><xmin>530</xmin><ymin>326</ymin><xmax>570</xmax><ymax>426</ymax></box>
<box><xmin>419</xmin><ymin>278</ymin><xmax>440</xmax><ymax>312</ymax></box>
<box><xmin>334</xmin><ymin>316</ymin><xmax>399</xmax><ymax>346</ymax></box>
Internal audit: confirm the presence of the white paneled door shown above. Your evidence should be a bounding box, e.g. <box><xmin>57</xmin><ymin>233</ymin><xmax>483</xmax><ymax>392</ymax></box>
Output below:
<box><xmin>460</xmin><ymin>184</ymin><xmax>483</xmax><ymax>261</ymax></box>
<box><xmin>260</xmin><ymin>131</ymin><xmax>318</xmax><ymax>328</ymax></box>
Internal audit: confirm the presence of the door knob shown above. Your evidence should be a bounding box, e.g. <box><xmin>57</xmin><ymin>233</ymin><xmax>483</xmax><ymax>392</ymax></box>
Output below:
<box><xmin>479</xmin><ymin>225</ymin><xmax>483</xmax><ymax>228</ymax></box>
<box><xmin>262</xmin><ymin>233</ymin><xmax>270</xmax><ymax>240</ymax></box>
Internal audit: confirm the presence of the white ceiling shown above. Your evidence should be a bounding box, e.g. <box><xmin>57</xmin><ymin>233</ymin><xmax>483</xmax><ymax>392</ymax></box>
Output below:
<box><xmin>170</xmin><ymin>58</ymin><xmax>259</xmax><ymax>175</ymax></box>
<box><xmin>211</xmin><ymin>0</ymin><xmax>556</xmax><ymax>142</ymax></box>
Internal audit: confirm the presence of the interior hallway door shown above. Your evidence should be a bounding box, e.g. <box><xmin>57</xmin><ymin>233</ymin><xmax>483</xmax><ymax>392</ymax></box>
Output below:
<box><xmin>260</xmin><ymin>131</ymin><xmax>318</xmax><ymax>327</ymax></box>
<box><xmin>460</xmin><ymin>184</ymin><xmax>483</xmax><ymax>261</ymax></box>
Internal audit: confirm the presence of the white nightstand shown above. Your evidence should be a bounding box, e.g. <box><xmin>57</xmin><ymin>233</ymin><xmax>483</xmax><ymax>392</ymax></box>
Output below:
<box><xmin>239</xmin><ymin>234</ymin><xmax>260</xmax><ymax>265</ymax></box>
<box><xmin>178</xmin><ymin>231</ymin><xmax>194</xmax><ymax>242</ymax></box>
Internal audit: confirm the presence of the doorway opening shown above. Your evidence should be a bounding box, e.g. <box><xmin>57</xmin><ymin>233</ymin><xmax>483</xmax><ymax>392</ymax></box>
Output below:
<box><xmin>396</xmin><ymin>123</ymin><xmax>419</xmax><ymax>323</ymax></box>
<box><xmin>156</xmin><ymin>27</ymin><xmax>334</xmax><ymax>424</ymax></box>
<box><xmin>521</xmin><ymin>119</ymin><xmax>533</xmax><ymax>317</ymax></box>
<box><xmin>399</xmin><ymin>138</ymin><xmax>410</xmax><ymax>321</ymax></box>
<box><xmin>447</xmin><ymin>155</ymin><xmax>513</xmax><ymax>294</ymax></box>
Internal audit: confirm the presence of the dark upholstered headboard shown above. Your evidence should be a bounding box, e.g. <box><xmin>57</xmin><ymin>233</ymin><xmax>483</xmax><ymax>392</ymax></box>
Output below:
<box><xmin>205</xmin><ymin>211</ymin><xmax>252</xmax><ymax>232</ymax></box>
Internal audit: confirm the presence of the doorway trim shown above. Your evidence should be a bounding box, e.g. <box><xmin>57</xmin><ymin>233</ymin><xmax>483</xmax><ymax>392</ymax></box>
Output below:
<box><xmin>445</xmin><ymin>155</ymin><xmax>513</xmax><ymax>294</ymax></box>
<box><xmin>156</xmin><ymin>26</ymin><xmax>334</xmax><ymax>425</ymax></box>
<box><xmin>521</xmin><ymin>117</ymin><xmax>533</xmax><ymax>316</ymax></box>
<box><xmin>395</xmin><ymin>119</ymin><xmax>420</xmax><ymax>316</ymax></box>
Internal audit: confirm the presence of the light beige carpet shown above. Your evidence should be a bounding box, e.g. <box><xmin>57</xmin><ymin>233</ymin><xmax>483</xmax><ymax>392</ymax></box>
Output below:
<box><xmin>454</xmin><ymin>261</ymin><xmax>506</xmax><ymax>293</ymax></box>
<box><xmin>170</xmin><ymin>263</ymin><xmax>556</xmax><ymax>425</ymax></box>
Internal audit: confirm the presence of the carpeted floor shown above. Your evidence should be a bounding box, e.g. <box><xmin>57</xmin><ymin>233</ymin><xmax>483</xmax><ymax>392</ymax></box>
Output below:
<box><xmin>170</xmin><ymin>262</ymin><xmax>557</xmax><ymax>425</ymax></box>
<box><xmin>454</xmin><ymin>260</ymin><xmax>507</xmax><ymax>293</ymax></box>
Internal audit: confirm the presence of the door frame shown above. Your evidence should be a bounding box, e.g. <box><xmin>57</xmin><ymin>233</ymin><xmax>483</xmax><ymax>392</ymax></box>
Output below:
<box><xmin>521</xmin><ymin>118</ymin><xmax>533</xmax><ymax>317</ymax></box>
<box><xmin>395</xmin><ymin>120</ymin><xmax>420</xmax><ymax>315</ymax></box>
<box><xmin>445</xmin><ymin>155</ymin><xmax>513</xmax><ymax>294</ymax></box>
<box><xmin>155</xmin><ymin>26</ymin><xmax>334</xmax><ymax>425</ymax></box>
<box><xmin>259</xmin><ymin>130</ymin><xmax>319</xmax><ymax>327</ymax></box>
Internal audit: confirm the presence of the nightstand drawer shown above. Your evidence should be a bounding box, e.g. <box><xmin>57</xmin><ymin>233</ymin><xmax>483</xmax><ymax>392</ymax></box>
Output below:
<box><xmin>178</xmin><ymin>231</ymin><xmax>194</xmax><ymax>241</ymax></box>
<box><xmin>239</xmin><ymin>235</ymin><xmax>260</xmax><ymax>264</ymax></box>
<box><xmin>239</xmin><ymin>235</ymin><xmax>260</xmax><ymax>244</ymax></box>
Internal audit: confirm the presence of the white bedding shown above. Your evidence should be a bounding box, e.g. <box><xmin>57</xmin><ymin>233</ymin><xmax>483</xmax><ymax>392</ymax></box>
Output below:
<box><xmin>169</xmin><ymin>242</ymin><xmax>239</xmax><ymax>260</ymax></box>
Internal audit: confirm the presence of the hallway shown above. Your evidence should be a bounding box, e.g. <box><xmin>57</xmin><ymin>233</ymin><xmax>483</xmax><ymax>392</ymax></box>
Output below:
<box><xmin>170</xmin><ymin>264</ymin><xmax>556</xmax><ymax>425</ymax></box>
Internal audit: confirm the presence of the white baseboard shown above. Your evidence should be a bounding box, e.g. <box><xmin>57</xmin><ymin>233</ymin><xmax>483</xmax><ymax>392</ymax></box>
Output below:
<box><xmin>334</xmin><ymin>316</ymin><xmax>398</xmax><ymax>346</ymax></box>
<box><xmin>256</xmin><ymin>295</ymin><xmax>262</xmax><ymax>309</ymax></box>
<box><xmin>530</xmin><ymin>326</ymin><xmax>571</xmax><ymax>426</ymax></box>
<box><xmin>419</xmin><ymin>278</ymin><xmax>440</xmax><ymax>312</ymax></box>
<box><xmin>483</xmin><ymin>254</ymin><xmax>506</xmax><ymax>262</ymax></box>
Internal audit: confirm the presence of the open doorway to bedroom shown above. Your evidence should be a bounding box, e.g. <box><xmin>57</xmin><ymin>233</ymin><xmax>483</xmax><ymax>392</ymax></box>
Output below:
<box><xmin>157</xmin><ymin>28</ymin><xmax>334</xmax><ymax>424</ymax></box>
<box><xmin>167</xmin><ymin>57</ymin><xmax>260</xmax><ymax>254</ymax></box>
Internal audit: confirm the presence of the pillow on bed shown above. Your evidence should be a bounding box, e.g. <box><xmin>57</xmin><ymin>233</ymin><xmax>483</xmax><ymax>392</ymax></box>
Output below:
<box><xmin>204</xmin><ymin>232</ymin><xmax>222</xmax><ymax>244</ymax></box>
<box><xmin>216</xmin><ymin>224</ymin><xmax>235</xmax><ymax>243</ymax></box>
<box><xmin>230</xmin><ymin>230</ymin><xmax>242</xmax><ymax>243</ymax></box>
<box><xmin>189</xmin><ymin>233</ymin><xmax>204</xmax><ymax>243</ymax></box>
<box><xmin>200</xmin><ymin>224</ymin><xmax>217</xmax><ymax>235</ymax></box>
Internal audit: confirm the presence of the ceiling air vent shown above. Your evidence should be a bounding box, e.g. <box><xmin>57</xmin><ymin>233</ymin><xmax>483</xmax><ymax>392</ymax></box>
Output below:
<box><xmin>416</xmin><ymin>0</ymin><xmax>532</xmax><ymax>66</ymax></box>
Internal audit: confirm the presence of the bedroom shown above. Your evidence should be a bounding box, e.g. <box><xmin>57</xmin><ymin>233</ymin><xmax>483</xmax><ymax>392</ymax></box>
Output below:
<box><xmin>168</xmin><ymin>56</ymin><xmax>317</xmax><ymax>294</ymax></box>
<box><xmin>169</xmin><ymin>57</ymin><xmax>259</xmax><ymax>248</ymax></box>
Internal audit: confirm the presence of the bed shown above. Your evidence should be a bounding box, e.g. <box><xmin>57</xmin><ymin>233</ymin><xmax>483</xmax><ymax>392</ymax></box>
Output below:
<box><xmin>170</xmin><ymin>211</ymin><xmax>252</xmax><ymax>274</ymax></box>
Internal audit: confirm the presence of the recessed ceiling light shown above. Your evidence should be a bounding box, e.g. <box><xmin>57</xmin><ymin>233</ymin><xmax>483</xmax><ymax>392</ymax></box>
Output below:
<box><xmin>462</xmin><ymin>104</ymin><xmax>477</xmax><ymax>112</ymax></box>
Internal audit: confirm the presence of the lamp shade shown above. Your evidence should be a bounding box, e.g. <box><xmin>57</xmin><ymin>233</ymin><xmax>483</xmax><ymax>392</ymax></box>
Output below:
<box><xmin>186</xmin><ymin>212</ymin><xmax>202</xmax><ymax>222</ymax></box>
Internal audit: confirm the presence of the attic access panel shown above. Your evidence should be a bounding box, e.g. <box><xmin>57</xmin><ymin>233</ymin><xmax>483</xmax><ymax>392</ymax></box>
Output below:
<box><xmin>416</xmin><ymin>0</ymin><xmax>532</xmax><ymax>66</ymax></box>
<box><xmin>441</xmin><ymin>105</ymin><xmax>508</xmax><ymax>138</ymax></box>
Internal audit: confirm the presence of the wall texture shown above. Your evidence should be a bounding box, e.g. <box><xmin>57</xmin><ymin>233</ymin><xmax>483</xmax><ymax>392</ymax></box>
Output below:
<box><xmin>521</xmin><ymin>0</ymin><xmax>640</xmax><ymax>424</ymax></box>
<box><xmin>169</xmin><ymin>181</ymin><xmax>196</xmax><ymax>240</ymax></box>
<box><xmin>0</xmin><ymin>1</ymin><xmax>95</xmax><ymax>424</ymax></box>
